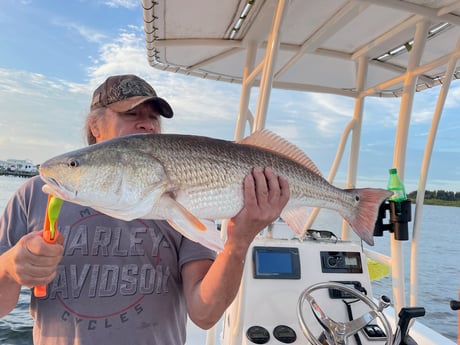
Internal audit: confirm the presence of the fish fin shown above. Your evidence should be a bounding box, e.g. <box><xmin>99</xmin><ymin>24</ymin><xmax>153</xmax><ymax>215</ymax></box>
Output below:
<box><xmin>168</xmin><ymin>219</ymin><xmax>224</xmax><ymax>252</ymax></box>
<box><xmin>238</xmin><ymin>129</ymin><xmax>323</xmax><ymax>176</ymax></box>
<box><xmin>342</xmin><ymin>188</ymin><xmax>392</xmax><ymax>246</ymax></box>
<box><xmin>169</xmin><ymin>198</ymin><xmax>207</xmax><ymax>231</ymax></box>
<box><xmin>160</xmin><ymin>197</ymin><xmax>224</xmax><ymax>252</ymax></box>
<box><xmin>280</xmin><ymin>206</ymin><xmax>312</xmax><ymax>235</ymax></box>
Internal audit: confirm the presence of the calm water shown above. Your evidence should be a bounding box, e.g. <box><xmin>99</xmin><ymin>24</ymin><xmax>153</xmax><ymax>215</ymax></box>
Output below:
<box><xmin>0</xmin><ymin>175</ymin><xmax>458</xmax><ymax>343</ymax></box>
<box><xmin>0</xmin><ymin>177</ymin><xmax>34</xmax><ymax>345</ymax></box>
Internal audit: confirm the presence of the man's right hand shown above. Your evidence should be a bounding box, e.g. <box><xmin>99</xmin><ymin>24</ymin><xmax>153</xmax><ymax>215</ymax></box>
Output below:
<box><xmin>2</xmin><ymin>231</ymin><xmax>64</xmax><ymax>288</ymax></box>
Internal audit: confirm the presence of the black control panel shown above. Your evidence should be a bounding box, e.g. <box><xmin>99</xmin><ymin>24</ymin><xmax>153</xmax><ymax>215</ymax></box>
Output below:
<box><xmin>328</xmin><ymin>281</ymin><xmax>367</xmax><ymax>299</ymax></box>
<box><xmin>320</xmin><ymin>251</ymin><xmax>363</xmax><ymax>273</ymax></box>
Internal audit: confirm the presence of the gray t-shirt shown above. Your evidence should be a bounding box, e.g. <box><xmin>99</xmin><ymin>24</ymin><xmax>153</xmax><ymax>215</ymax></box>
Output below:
<box><xmin>0</xmin><ymin>176</ymin><xmax>217</xmax><ymax>345</ymax></box>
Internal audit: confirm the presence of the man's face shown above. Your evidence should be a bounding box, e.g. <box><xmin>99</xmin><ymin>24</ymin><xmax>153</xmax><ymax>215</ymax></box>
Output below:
<box><xmin>92</xmin><ymin>103</ymin><xmax>161</xmax><ymax>143</ymax></box>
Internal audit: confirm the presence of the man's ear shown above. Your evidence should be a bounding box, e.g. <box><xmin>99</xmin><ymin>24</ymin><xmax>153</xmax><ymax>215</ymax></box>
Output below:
<box><xmin>90</xmin><ymin>119</ymin><xmax>100</xmax><ymax>139</ymax></box>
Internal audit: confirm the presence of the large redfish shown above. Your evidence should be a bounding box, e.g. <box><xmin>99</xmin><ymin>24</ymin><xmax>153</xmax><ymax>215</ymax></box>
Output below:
<box><xmin>39</xmin><ymin>130</ymin><xmax>390</xmax><ymax>251</ymax></box>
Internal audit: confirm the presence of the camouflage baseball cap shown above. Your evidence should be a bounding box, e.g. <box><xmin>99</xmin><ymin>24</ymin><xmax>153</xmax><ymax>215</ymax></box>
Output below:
<box><xmin>90</xmin><ymin>74</ymin><xmax>173</xmax><ymax>118</ymax></box>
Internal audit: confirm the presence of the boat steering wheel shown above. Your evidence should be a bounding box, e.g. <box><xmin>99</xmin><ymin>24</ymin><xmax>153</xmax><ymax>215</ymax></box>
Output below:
<box><xmin>297</xmin><ymin>282</ymin><xmax>393</xmax><ymax>345</ymax></box>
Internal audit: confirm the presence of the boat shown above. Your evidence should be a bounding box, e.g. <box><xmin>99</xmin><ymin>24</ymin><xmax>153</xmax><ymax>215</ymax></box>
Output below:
<box><xmin>141</xmin><ymin>1</ymin><xmax>460</xmax><ymax>344</ymax></box>
<box><xmin>0</xmin><ymin>159</ymin><xmax>38</xmax><ymax>178</ymax></box>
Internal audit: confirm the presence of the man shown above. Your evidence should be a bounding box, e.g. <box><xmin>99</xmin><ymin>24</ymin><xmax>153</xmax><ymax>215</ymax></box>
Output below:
<box><xmin>0</xmin><ymin>75</ymin><xmax>289</xmax><ymax>344</ymax></box>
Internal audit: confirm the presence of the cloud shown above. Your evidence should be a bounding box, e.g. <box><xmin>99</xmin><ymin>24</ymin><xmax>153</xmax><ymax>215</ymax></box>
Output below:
<box><xmin>0</xmin><ymin>68</ymin><xmax>89</xmax><ymax>163</ymax></box>
<box><xmin>51</xmin><ymin>18</ymin><xmax>107</xmax><ymax>44</ymax></box>
<box><xmin>87</xmin><ymin>32</ymin><xmax>150</xmax><ymax>80</ymax></box>
<box><xmin>103</xmin><ymin>0</ymin><xmax>138</xmax><ymax>9</ymax></box>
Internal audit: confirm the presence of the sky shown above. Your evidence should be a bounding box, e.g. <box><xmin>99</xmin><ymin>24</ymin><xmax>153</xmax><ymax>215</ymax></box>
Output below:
<box><xmin>1</xmin><ymin>0</ymin><xmax>460</xmax><ymax>193</ymax></box>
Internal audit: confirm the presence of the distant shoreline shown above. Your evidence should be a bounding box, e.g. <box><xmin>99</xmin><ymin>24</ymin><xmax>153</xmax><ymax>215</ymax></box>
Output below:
<box><xmin>0</xmin><ymin>171</ymin><xmax>38</xmax><ymax>178</ymax></box>
<box><xmin>418</xmin><ymin>199</ymin><xmax>460</xmax><ymax>207</ymax></box>
<box><xmin>407</xmin><ymin>190</ymin><xmax>460</xmax><ymax>207</ymax></box>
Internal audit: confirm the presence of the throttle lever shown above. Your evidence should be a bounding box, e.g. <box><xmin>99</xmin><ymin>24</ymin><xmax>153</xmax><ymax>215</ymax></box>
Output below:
<box><xmin>393</xmin><ymin>307</ymin><xmax>425</xmax><ymax>345</ymax></box>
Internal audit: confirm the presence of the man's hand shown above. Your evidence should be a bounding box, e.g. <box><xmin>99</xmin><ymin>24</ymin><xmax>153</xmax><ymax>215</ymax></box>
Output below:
<box><xmin>226</xmin><ymin>167</ymin><xmax>290</xmax><ymax>253</ymax></box>
<box><xmin>2</xmin><ymin>231</ymin><xmax>64</xmax><ymax>288</ymax></box>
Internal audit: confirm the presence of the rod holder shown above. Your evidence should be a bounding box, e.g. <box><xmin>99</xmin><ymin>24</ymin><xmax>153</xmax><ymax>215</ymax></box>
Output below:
<box><xmin>373</xmin><ymin>199</ymin><xmax>412</xmax><ymax>241</ymax></box>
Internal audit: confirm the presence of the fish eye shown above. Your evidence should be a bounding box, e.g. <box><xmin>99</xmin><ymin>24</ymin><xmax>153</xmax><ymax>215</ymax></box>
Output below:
<box><xmin>68</xmin><ymin>159</ymin><xmax>79</xmax><ymax>168</ymax></box>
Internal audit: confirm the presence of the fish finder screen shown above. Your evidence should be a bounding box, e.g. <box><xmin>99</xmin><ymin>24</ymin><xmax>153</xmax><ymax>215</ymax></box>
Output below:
<box><xmin>253</xmin><ymin>247</ymin><xmax>300</xmax><ymax>279</ymax></box>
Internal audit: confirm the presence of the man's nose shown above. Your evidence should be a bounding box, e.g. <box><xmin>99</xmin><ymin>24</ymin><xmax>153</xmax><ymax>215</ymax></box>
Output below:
<box><xmin>136</xmin><ymin>118</ymin><xmax>157</xmax><ymax>132</ymax></box>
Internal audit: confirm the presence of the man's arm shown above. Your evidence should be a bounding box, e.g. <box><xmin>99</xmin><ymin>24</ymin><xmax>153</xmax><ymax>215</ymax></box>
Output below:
<box><xmin>0</xmin><ymin>249</ymin><xmax>22</xmax><ymax>316</ymax></box>
<box><xmin>0</xmin><ymin>232</ymin><xmax>64</xmax><ymax>317</ymax></box>
<box><xmin>182</xmin><ymin>167</ymin><xmax>290</xmax><ymax>329</ymax></box>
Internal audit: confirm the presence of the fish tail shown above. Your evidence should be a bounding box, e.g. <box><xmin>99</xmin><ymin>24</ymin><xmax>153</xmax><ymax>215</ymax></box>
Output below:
<box><xmin>343</xmin><ymin>188</ymin><xmax>392</xmax><ymax>246</ymax></box>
